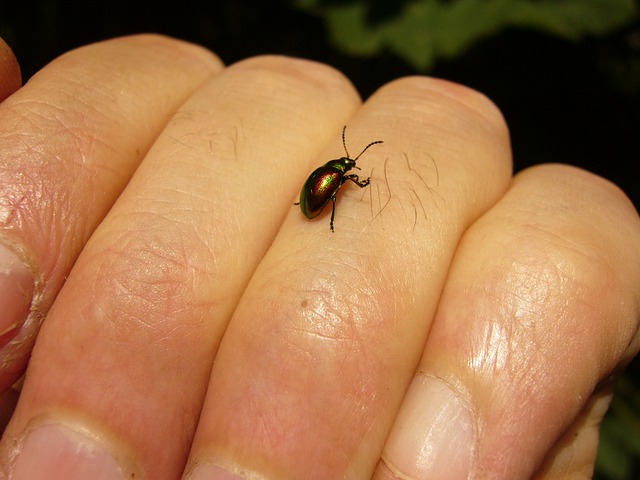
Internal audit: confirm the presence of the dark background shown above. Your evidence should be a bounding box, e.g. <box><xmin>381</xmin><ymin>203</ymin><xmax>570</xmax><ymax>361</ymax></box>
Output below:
<box><xmin>1</xmin><ymin>1</ymin><xmax>639</xmax><ymax>478</ymax></box>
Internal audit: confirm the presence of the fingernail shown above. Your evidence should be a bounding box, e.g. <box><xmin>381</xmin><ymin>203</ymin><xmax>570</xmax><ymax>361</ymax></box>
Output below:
<box><xmin>11</xmin><ymin>424</ymin><xmax>125</xmax><ymax>480</ymax></box>
<box><xmin>380</xmin><ymin>375</ymin><xmax>475</xmax><ymax>480</ymax></box>
<box><xmin>0</xmin><ymin>243</ymin><xmax>34</xmax><ymax>346</ymax></box>
<box><xmin>188</xmin><ymin>464</ymin><xmax>243</xmax><ymax>480</ymax></box>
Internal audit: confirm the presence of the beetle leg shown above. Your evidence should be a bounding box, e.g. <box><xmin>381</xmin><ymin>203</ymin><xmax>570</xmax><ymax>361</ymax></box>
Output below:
<box><xmin>345</xmin><ymin>174</ymin><xmax>370</xmax><ymax>188</ymax></box>
<box><xmin>330</xmin><ymin>195</ymin><xmax>336</xmax><ymax>232</ymax></box>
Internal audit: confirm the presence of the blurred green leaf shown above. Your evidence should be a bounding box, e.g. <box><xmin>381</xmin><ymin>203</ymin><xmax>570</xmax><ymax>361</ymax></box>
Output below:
<box><xmin>297</xmin><ymin>0</ymin><xmax>638</xmax><ymax>70</ymax></box>
<box><xmin>596</xmin><ymin>374</ymin><xmax>640</xmax><ymax>479</ymax></box>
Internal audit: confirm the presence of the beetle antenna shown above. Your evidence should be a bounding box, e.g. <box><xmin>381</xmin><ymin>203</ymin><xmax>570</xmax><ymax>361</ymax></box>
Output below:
<box><xmin>354</xmin><ymin>140</ymin><xmax>384</xmax><ymax>161</ymax></box>
<box><xmin>342</xmin><ymin>125</ymin><xmax>349</xmax><ymax>158</ymax></box>
<box><xmin>343</xmin><ymin>126</ymin><xmax>384</xmax><ymax>161</ymax></box>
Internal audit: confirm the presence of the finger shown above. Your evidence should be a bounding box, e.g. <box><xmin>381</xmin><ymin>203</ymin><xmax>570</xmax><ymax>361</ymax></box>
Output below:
<box><xmin>1</xmin><ymin>56</ymin><xmax>363</xmax><ymax>479</ymax></box>
<box><xmin>185</xmin><ymin>78</ymin><xmax>513</xmax><ymax>478</ymax></box>
<box><xmin>377</xmin><ymin>165</ymin><xmax>640</xmax><ymax>479</ymax></box>
<box><xmin>532</xmin><ymin>381</ymin><xmax>614</xmax><ymax>478</ymax></box>
<box><xmin>0</xmin><ymin>34</ymin><xmax>221</xmax><ymax>391</ymax></box>
<box><xmin>0</xmin><ymin>37</ymin><xmax>21</xmax><ymax>102</ymax></box>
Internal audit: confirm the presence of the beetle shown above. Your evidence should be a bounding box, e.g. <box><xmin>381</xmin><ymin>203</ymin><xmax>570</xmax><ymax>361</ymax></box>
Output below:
<box><xmin>296</xmin><ymin>126</ymin><xmax>383</xmax><ymax>232</ymax></box>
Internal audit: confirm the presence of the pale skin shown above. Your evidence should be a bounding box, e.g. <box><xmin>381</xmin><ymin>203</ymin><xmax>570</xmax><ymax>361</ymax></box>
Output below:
<box><xmin>0</xmin><ymin>34</ymin><xmax>639</xmax><ymax>479</ymax></box>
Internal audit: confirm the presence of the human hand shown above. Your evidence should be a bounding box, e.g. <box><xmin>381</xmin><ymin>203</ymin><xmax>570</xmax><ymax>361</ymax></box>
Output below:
<box><xmin>0</xmin><ymin>35</ymin><xmax>639</xmax><ymax>479</ymax></box>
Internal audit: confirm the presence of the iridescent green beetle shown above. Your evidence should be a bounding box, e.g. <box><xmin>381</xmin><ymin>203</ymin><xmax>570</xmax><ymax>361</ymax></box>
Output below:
<box><xmin>296</xmin><ymin>126</ymin><xmax>383</xmax><ymax>232</ymax></box>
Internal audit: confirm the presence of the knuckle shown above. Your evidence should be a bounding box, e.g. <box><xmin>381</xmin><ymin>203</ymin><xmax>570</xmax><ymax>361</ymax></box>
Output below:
<box><xmin>84</xmin><ymin>214</ymin><xmax>215</xmax><ymax>344</ymax></box>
